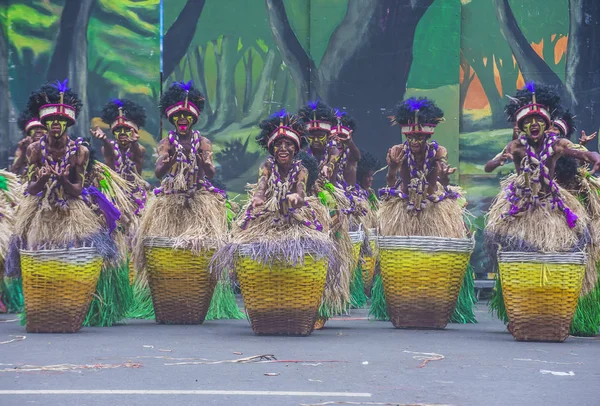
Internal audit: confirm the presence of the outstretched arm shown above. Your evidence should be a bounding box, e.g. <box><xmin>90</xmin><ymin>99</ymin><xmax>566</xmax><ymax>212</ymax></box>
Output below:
<box><xmin>200</xmin><ymin>136</ymin><xmax>216</xmax><ymax>179</ymax></box>
<box><xmin>287</xmin><ymin>167</ymin><xmax>307</xmax><ymax>208</ymax></box>
<box><xmin>557</xmin><ymin>138</ymin><xmax>600</xmax><ymax>173</ymax></box>
<box><xmin>346</xmin><ymin>139</ymin><xmax>361</xmax><ymax>163</ymax></box>
<box><xmin>251</xmin><ymin>162</ymin><xmax>271</xmax><ymax>208</ymax></box>
<box><xmin>484</xmin><ymin>143</ymin><xmax>514</xmax><ymax>173</ymax></box>
<box><xmin>386</xmin><ymin>145</ymin><xmax>405</xmax><ymax>187</ymax></box>
<box><xmin>436</xmin><ymin>146</ymin><xmax>456</xmax><ymax>187</ymax></box>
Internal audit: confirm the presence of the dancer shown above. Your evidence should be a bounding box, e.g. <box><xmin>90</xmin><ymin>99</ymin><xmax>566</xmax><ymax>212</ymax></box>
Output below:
<box><xmin>12</xmin><ymin>111</ymin><xmax>47</xmax><ymax>176</ymax></box>
<box><xmin>298</xmin><ymin>101</ymin><xmax>354</xmax><ymax>328</ymax></box>
<box><xmin>0</xmin><ymin>170</ymin><xmax>21</xmax><ymax>313</ymax></box>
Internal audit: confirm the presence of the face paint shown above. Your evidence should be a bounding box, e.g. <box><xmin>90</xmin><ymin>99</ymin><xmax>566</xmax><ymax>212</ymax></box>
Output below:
<box><xmin>173</xmin><ymin>113</ymin><xmax>194</xmax><ymax>135</ymax></box>
<box><xmin>29</xmin><ymin>127</ymin><xmax>47</xmax><ymax>141</ymax></box>
<box><xmin>114</xmin><ymin>127</ymin><xmax>133</xmax><ymax>145</ymax></box>
<box><xmin>522</xmin><ymin>116</ymin><xmax>546</xmax><ymax>140</ymax></box>
<box><xmin>406</xmin><ymin>133</ymin><xmax>428</xmax><ymax>154</ymax></box>
<box><xmin>45</xmin><ymin>118</ymin><xmax>68</xmax><ymax>138</ymax></box>
<box><xmin>273</xmin><ymin>138</ymin><xmax>296</xmax><ymax>166</ymax></box>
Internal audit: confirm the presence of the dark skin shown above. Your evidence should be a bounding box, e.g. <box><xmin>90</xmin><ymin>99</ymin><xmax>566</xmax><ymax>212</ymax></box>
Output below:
<box><xmin>90</xmin><ymin>125</ymin><xmax>146</xmax><ymax>175</ymax></box>
<box><xmin>26</xmin><ymin>118</ymin><xmax>87</xmax><ymax>197</ymax></box>
<box><xmin>358</xmin><ymin>169</ymin><xmax>375</xmax><ymax>191</ymax></box>
<box><xmin>307</xmin><ymin>129</ymin><xmax>341</xmax><ymax>181</ymax></box>
<box><xmin>251</xmin><ymin>138</ymin><xmax>306</xmax><ymax>210</ymax></box>
<box><xmin>485</xmin><ymin>114</ymin><xmax>600</xmax><ymax>185</ymax></box>
<box><xmin>334</xmin><ymin>131</ymin><xmax>361</xmax><ymax>185</ymax></box>
<box><xmin>11</xmin><ymin>126</ymin><xmax>47</xmax><ymax>175</ymax></box>
<box><xmin>155</xmin><ymin>113</ymin><xmax>214</xmax><ymax>180</ymax></box>
<box><xmin>386</xmin><ymin>133</ymin><xmax>454</xmax><ymax>194</ymax></box>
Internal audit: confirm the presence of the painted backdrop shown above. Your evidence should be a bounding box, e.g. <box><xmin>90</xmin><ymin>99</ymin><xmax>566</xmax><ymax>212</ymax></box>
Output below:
<box><xmin>2</xmin><ymin>0</ymin><xmax>600</xmax><ymax>275</ymax></box>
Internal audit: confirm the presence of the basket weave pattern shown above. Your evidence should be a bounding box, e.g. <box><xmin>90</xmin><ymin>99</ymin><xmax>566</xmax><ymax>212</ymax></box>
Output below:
<box><xmin>21</xmin><ymin>248</ymin><xmax>102</xmax><ymax>333</ymax></box>
<box><xmin>499</xmin><ymin>252</ymin><xmax>585</xmax><ymax>342</ymax></box>
<box><xmin>236</xmin><ymin>254</ymin><xmax>327</xmax><ymax>336</ymax></box>
<box><xmin>362</xmin><ymin>240</ymin><xmax>377</xmax><ymax>294</ymax></box>
<box><xmin>144</xmin><ymin>240</ymin><xmax>216</xmax><ymax>325</ymax></box>
<box><xmin>379</xmin><ymin>236</ymin><xmax>472</xmax><ymax>329</ymax></box>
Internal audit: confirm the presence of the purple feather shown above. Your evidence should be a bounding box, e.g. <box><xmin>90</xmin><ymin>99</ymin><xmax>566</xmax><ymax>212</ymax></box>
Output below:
<box><xmin>334</xmin><ymin>108</ymin><xmax>347</xmax><ymax>118</ymax></box>
<box><xmin>270</xmin><ymin>108</ymin><xmax>287</xmax><ymax>118</ymax></box>
<box><xmin>564</xmin><ymin>207</ymin><xmax>578</xmax><ymax>229</ymax></box>
<box><xmin>82</xmin><ymin>186</ymin><xmax>121</xmax><ymax>234</ymax></box>
<box><xmin>405</xmin><ymin>97</ymin><xmax>427</xmax><ymax>112</ymax></box>
<box><xmin>308</xmin><ymin>100</ymin><xmax>319</xmax><ymax>110</ymax></box>
<box><xmin>112</xmin><ymin>98</ymin><xmax>123</xmax><ymax>107</ymax></box>
<box><xmin>52</xmin><ymin>79</ymin><xmax>70</xmax><ymax>93</ymax></box>
<box><xmin>176</xmin><ymin>80</ymin><xmax>194</xmax><ymax>91</ymax></box>
<box><xmin>525</xmin><ymin>81</ymin><xmax>536</xmax><ymax>93</ymax></box>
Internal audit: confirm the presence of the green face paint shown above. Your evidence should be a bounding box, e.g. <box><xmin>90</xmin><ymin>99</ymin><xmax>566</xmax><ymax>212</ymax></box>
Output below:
<box><xmin>114</xmin><ymin>127</ymin><xmax>133</xmax><ymax>144</ymax></box>
<box><xmin>522</xmin><ymin>116</ymin><xmax>546</xmax><ymax>137</ymax></box>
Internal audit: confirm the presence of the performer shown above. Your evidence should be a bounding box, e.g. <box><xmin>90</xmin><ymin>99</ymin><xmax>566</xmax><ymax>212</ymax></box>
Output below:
<box><xmin>298</xmin><ymin>101</ymin><xmax>354</xmax><ymax>328</ymax></box>
<box><xmin>11</xmin><ymin>111</ymin><xmax>47</xmax><ymax>176</ymax></box>
<box><xmin>135</xmin><ymin>80</ymin><xmax>227</xmax><ymax>280</ymax></box>
<box><xmin>379</xmin><ymin>97</ymin><xmax>465</xmax><ymax>238</ymax></box>
<box><xmin>0</xmin><ymin>170</ymin><xmax>21</xmax><ymax>313</ymax></box>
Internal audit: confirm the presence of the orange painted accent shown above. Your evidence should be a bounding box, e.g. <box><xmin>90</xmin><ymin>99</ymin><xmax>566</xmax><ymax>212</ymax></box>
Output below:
<box><xmin>512</xmin><ymin>55</ymin><xmax>517</xmax><ymax>68</ymax></box>
<box><xmin>551</xmin><ymin>34</ymin><xmax>556</xmax><ymax>42</ymax></box>
<box><xmin>516</xmin><ymin>71</ymin><xmax>525</xmax><ymax>89</ymax></box>
<box><xmin>464</xmin><ymin>72</ymin><xmax>490</xmax><ymax>110</ymax></box>
<box><xmin>493</xmin><ymin>56</ymin><xmax>503</xmax><ymax>97</ymax></box>
<box><xmin>483</xmin><ymin>57</ymin><xmax>488</xmax><ymax>67</ymax></box>
<box><xmin>531</xmin><ymin>39</ymin><xmax>544</xmax><ymax>59</ymax></box>
<box><xmin>555</xmin><ymin>35</ymin><xmax>568</xmax><ymax>64</ymax></box>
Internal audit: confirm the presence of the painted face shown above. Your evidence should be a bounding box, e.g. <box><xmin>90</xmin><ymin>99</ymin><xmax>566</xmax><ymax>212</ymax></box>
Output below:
<box><xmin>273</xmin><ymin>138</ymin><xmax>297</xmax><ymax>166</ymax></box>
<box><xmin>29</xmin><ymin>127</ymin><xmax>47</xmax><ymax>142</ymax></box>
<box><xmin>172</xmin><ymin>113</ymin><xmax>194</xmax><ymax>136</ymax></box>
<box><xmin>359</xmin><ymin>169</ymin><xmax>375</xmax><ymax>190</ymax></box>
<box><xmin>307</xmin><ymin>129</ymin><xmax>328</xmax><ymax>150</ymax></box>
<box><xmin>406</xmin><ymin>133</ymin><xmax>428</xmax><ymax>154</ymax></box>
<box><xmin>113</xmin><ymin>126</ymin><xmax>133</xmax><ymax>146</ymax></box>
<box><xmin>44</xmin><ymin>117</ymin><xmax>68</xmax><ymax>138</ymax></box>
<box><xmin>522</xmin><ymin>115</ymin><xmax>547</xmax><ymax>142</ymax></box>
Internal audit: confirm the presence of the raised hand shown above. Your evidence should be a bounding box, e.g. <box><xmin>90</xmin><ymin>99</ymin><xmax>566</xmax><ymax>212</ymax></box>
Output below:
<box><xmin>251</xmin><ymin>195</ymin><xmax>265</xmax><ymax>208</ymax></box>
<box><xmin>90</xmin><ymin>126</ymin><xmax>106</xmax><ymax>140</ymax></box>
<box><xmin>287</xmin><ymin>193</ymin><xmax>302</xmax><ymax>208</ymax></box>
<box><xmin>579</xmin><ymin>130</ymin><xmax>598</xmax><ymax>146</ymax></box>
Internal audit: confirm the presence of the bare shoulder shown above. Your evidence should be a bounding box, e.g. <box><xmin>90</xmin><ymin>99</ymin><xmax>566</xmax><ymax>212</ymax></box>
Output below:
<box><xmin>26</xmin><ymin>141</ymin><xmax>42</xmax><ymax>164</ymax></box>
<box><xmin>200</xmin><ymin>135</ymin><xmax>212</xmax><ymax>150</ymax></box>
<box><xmin>75</xmin><ymin>143</ymin><xmax>90</xmax><ymax>166</ymax></box>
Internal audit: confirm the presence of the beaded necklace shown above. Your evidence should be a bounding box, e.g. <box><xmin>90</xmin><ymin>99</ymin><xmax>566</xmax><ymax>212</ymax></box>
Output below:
<box><xmin>39</xmin><ymin>134</ymin><xmax>84</xmax><ymax>207</ymax></box>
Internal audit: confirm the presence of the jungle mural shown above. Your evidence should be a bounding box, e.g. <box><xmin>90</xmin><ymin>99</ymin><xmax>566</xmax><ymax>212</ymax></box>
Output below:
<box><xmin>1</xmin><ymin>0</ymin><xmax>599</xmax><ymax>276</ymax></box>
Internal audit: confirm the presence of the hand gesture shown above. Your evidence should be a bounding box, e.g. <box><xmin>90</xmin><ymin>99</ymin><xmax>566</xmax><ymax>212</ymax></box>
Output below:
<box><xmin>287</xmin><ymin>193</ymin><xmax>302</xmax><ymax>208</ymax></box>
<box><xmin>497</xmin><ymin>151</ymin><xmax>513</xmax><ymax>166</ymax></box>
<box><xmin>201</xmin><ymin>151</ymin><xmax>213</xmax><ymax>165</ymax></box>
<box><xmin>38</xmin><ymin>164</ymin><xmax>52</xmax><ymax>181</ymax></box>
<box><xmin>90</xmin><ymin>126</ymin><xmax>106</xmax><ymax>140</ymax></box>
<box><xmin>579</xmin><ymin>130</ymin><xmax>597</xmax><ymax>146</ymax></box>
<box><xmin>386</xmin><ymin>146</ymin><xmax>405</xmax><ymax>169</ymax></box>
<box><xmin>130</xmin><ymin>129</ymin><xmax>140</xmax><ymax>142</ymax></box>
<box><xmin>251</xmin><ymin>195</ymin><xmax>265</xmax><ymax>208</ymax></box>
<box><xmin>441</xmin><ymin>165</ymin><xmax>457</xmax><ymax>176</ymax></box>
<box><xmin>321</xmin><ymin>164</ymin><xmax>332</xmax><ymax>179</ymax></box>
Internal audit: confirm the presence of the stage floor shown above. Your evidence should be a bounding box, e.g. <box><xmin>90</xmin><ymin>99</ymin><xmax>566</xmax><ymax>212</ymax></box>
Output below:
<box><xmin>0</xmin><ymin>303</ymin><xmax>598</xmax><ymax>406</ymax></box>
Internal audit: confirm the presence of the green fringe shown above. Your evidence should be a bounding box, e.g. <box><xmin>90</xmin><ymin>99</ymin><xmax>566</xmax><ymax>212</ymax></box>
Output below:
<box><xmin>84</xmin><ymin>261</ymin><xmax>133</xmax><ymax>327</ymax></box>
<box><xmin>368</xmin><ymin>273</ymin><xmax>389</xmax><ymax>320</ymax></box>
<box><xmin>489</xmin><ymin>275</ymin><xmax>509</xmax><ymax>323</ymax></box>
<box><xmin>1</xmin><ymin>277</ymin><xmax>24</xmax><ymax>313</ymax></box>
<box><xmin>127</xmin><ymin>283</ymin><xmax>155</xmax><ymax>319</ymax></box>
<box><xmin>318</xmin><ymin>302</ymin><xmax>334</xmax><ymax>319</ymax></box>
<box><xmin>206</xmin><ymin>280</ymin><xmax>246</xmax><ymax>320</ymax></box>
<box><xmin>570</xmin><ymin>274</ymin><xmax>600</xmax><ymax>337</ymax></box>
<box><xmin>349</xmin><ymin>263</ymin><xmax>367</xmax><ymax>309</ymax></box>
<box><xmin>449</xmin><ymin>264</ymin><xmax>478</xmax><ymax>324</ymax></box>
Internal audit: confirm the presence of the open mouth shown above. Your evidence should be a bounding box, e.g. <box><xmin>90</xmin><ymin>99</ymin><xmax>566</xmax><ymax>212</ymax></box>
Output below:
<box><xmin>277</xmin><ymin>152</ymin><xmax>290</xmax><ymax>159</ymax></box>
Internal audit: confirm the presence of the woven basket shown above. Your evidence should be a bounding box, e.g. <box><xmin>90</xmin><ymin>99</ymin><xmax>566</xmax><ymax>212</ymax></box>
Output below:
<box><xmin>498</xmin><ymin>251</ymin><xmax>586</xmax><ymax>342</ymax></box>
<box><xmin>144</xmin><ymin>237</ymin><xmax>216</xmax><ymax>325</ymax></box>
<box><xmin>21</xmin><ymin>247</ymin><xmax>102</xmax><ymax>333</ymax></box>
<box><xmin>362</xmin><ymin>229</ymin><xmax>378</xmax><ymax>294</ymax></box>
<box><xmin>236</xmin><ymin>246</ymin><xmax>327</xmax><ymax>336</ymax></box>
<box><xmin>349</xmin><ymin>230</ymin><xmax>364</xmax><ymax>268</ymax></box>
<box><xmin>378</xmin><ymin>236</ymin><xmax>474</xmax><ymax>329</ymax></box>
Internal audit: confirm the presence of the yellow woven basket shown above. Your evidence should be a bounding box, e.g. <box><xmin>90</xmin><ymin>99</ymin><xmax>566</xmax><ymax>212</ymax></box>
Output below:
<box><xmin>498</xmin><ymin>251</ymin><xmax>585</xmax><ymax>342</ymax></box>
<box><xmin>21</xmin><ymin>247</ymin><xmax>102</xmax><ymax>333</ymax></box>
<box><xmin>349</xmin><ymin>231</ymin><xmax>364</xmax><ymax>269</ymax></box>
<box><xmin>236</xmin><ymin>246</ymin><xmax>328</xmax><ymax>336</ymax></box>
<box><xmin>144</xmin><ymin>238</ymin><xmax>216</xmax><ymax>325</ymax></box>
<box><xmin>362</xmin><ymin>229</ymin><xmax>378</xmax><ymax>294</ymax></box>
<box><xmin>379</xmin><ymin>236</ymin><xmax>473</xmax><ymax>329</ymax></box>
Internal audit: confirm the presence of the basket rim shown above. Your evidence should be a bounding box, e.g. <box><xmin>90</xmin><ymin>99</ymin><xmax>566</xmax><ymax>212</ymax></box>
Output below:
<box><xmin>376</xmin><ymin>235</ymin><xmax>474</xmax><ymax>253</ymax></box>
<box><xmin>498</xmin><ymin>250</ymin><xmax>587</xmax><ymax>265</ymax></box>
<box><xmin>20</xmin><ymin>246</ymin><xmax>99</xmax><ymax>257</ymax></box>
<box><xmin>236</xmin><ymin>244</ymin><xmax>325</xmax><ymax>258</ymax></box>
<box><xmin>143</xmin><ymin>236</ymin><xmax>217</xmax><ymax>249</ymax></box>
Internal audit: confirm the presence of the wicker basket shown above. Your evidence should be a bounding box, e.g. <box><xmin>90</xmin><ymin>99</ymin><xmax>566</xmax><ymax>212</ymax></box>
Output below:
<box><xmin>21</xmin><ymin>247</ymin><xmax>102</xmax><ymax>333</ymax></box>
<box><xmin>144</xmin><ymin>237</ymin><xmax>216</xmax><ymax>325</ymax></box>
<box><xmin>349</xmin><ymin>230</ymin><xmax>364</xmax><ymax>268</ymax></box>
<box><xmin>362</xmin><ymin>229</ymin><xmax>378</xmax><ymax>294</ymax></box>
<box><xmin>378</xmin><ymin>236</ymin><xmax>474</xmax><ymax>329</ymax></box>
<box><xmin>498</xmin><ymin>251</ymin><xmax>586</xmax><ymax>342</ymax></box>
<box><xmin>236</xmin><ymin>245</ymin><xmax>327</xmax><ymax>336</ymax></box>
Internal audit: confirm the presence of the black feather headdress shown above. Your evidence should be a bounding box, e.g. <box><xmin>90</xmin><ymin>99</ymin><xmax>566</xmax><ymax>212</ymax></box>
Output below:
<box><xmin>256</xmin><ymin>109</ymin><xmax>307</xmax><ymax>154</ymax></box>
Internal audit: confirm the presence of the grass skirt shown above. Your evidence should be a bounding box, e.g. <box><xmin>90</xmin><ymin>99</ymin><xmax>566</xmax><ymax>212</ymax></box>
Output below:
<box><xmin>378</xmin><ymin>187</ymin><xmax>467</xmax><ymax>238</ymax></box>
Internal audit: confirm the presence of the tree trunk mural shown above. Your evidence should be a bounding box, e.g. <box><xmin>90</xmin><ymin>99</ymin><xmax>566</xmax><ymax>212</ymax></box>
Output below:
<box><xmin>565</xmin><ymin>0</ymin><xmax>600</xmax><ymax>151</ymax></box>
<box><xmin>47</xmin><ymin>0</ymin><xmax>96</xmax><ymax>140</ymax></box>
<box><xmin>0</xmin><ymin>22</ymin><xmax>9</xmax><ymax>166</ymax></box>
<box><xmin>243</xmin><ymin>49</ymin><xmax>254</xmax><ymax>114</ymax></box>
<box><xmin>493</xmin><ymin>0</ymin><xmax>563</xmax><ymax>91</ymax></box>
<box><xmin>459</xmin><ymin>52</ymin><xmax>475</xmax><ymax>132</ymax></box>
<box><xmin>265</xmin><ymin>0</ymin><xmax>434</xmax><ymax>150</ymax></box>
<box><xmin>240</xmin><ymin>49</ymin><xmax>277</xmax><ymax>127</ymax></box>
<box><xmin>162</xmin><ymin>0</ymin><xmax>206</xmax><ymax>80</ymax></box>
<box><xmin>209</xmin><ymin>36</ymin><xmax>243</xmax><ymax>133</ymax></box>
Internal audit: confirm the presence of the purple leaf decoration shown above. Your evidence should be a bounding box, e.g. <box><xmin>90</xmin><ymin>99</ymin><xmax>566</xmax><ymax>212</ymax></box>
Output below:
<box><xmin>112</xmin><ymin>98</ymin><xmax>123</xmax><ymax>107</ymax></box>
<box><xmin>564</xmin><ymin>207</ymin><xmax>578</xmax><ymax>229</ymax></box>
<box><xmin>82</xmin><ymin>186</ymin><xmax>121</xmax><ymax>234</ymax></box>
<box><xmin>52</xmin><ymin>79</ymin><xmax>70</xmax><ymax>93</ymax></box>
<box><xmin>308</xmin><ymin>100</ymin><xmax>319</xmax><ymax>110</ymax></box>
<box><xmin>270</xmin><ymin>108</ymin><xmax>287</xmax><ymax>119</ymax></box>
<box><xmin>405</xmin><ymin>98</ymin><xmax>426</xmax><ymax>112</ymax></box>
<box><xmin>525</xmin><ymin>81</ymin><xmax>536</xmax><ymax>93</ymax></box>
